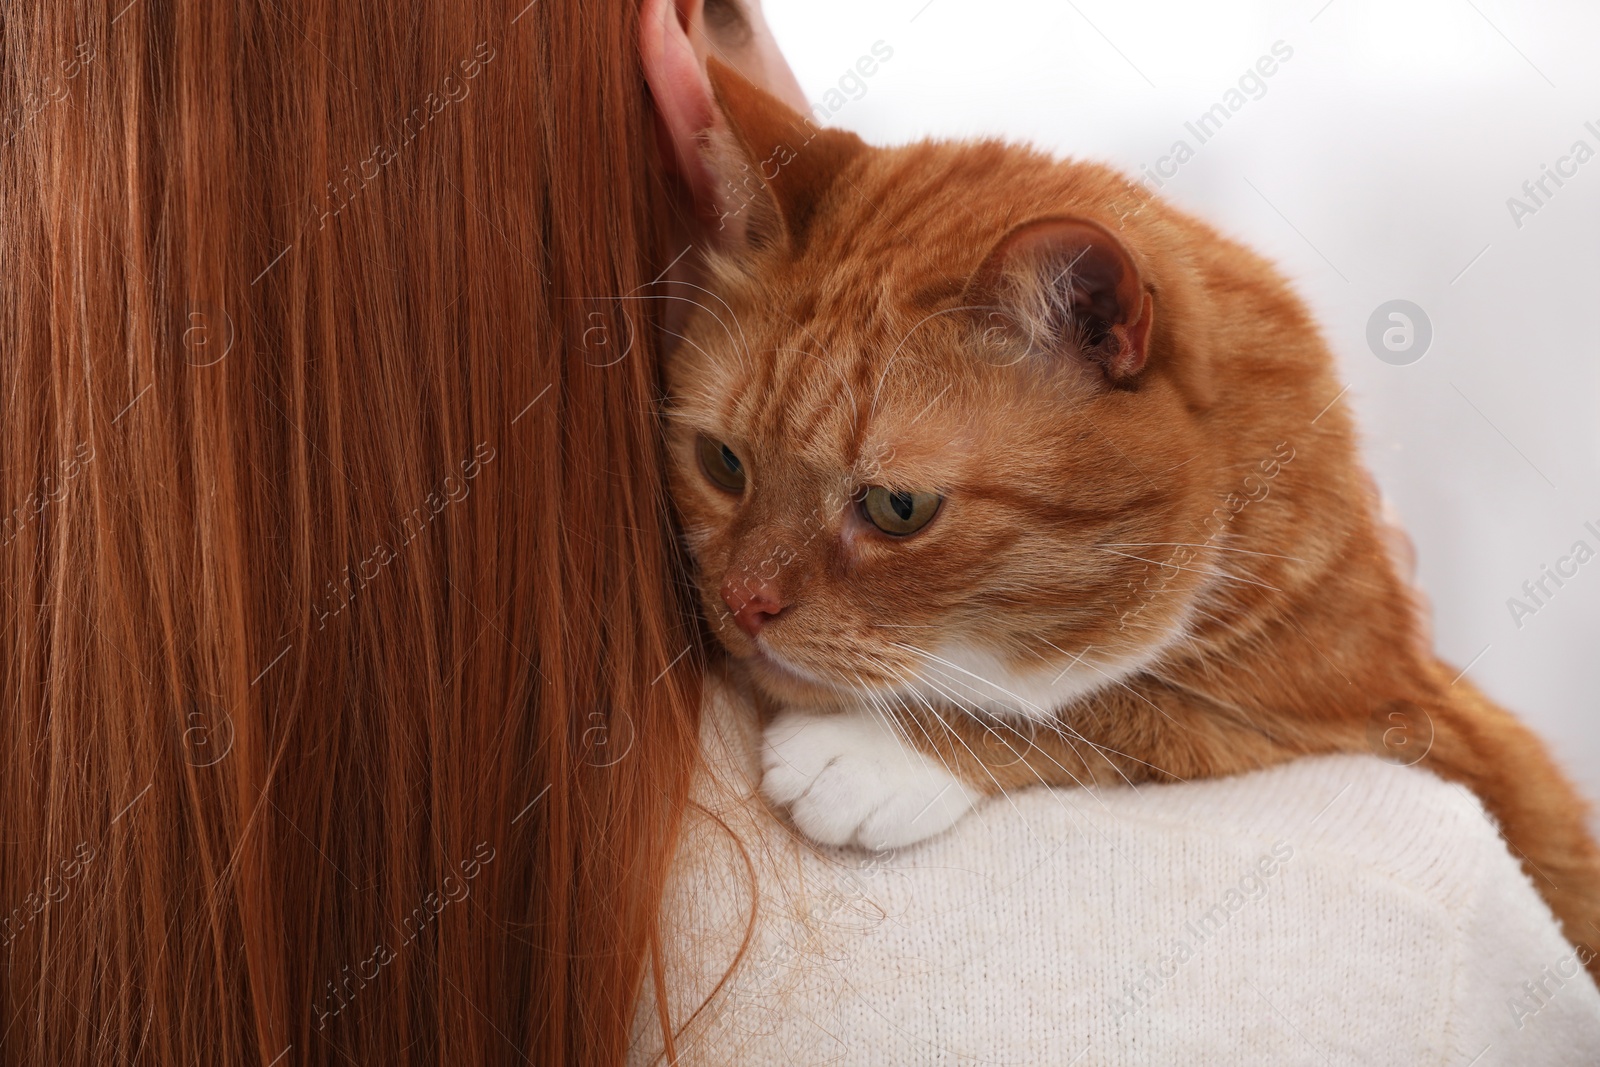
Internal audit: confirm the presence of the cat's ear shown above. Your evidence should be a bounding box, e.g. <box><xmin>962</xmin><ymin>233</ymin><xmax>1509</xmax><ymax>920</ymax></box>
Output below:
<box><xmin>968</xmin><ymin>217</ymin><xmax>1154</xmax><ymax>382</ymax></box>
<box><xmin>641</xmin><ymin>0</ymin><xmax>865</xmax><ymax>251</ymax></box>
<box><xmin>700</xmin><ymin>58</ymin><xmax>866</xmax><ymax>252</ymax></box>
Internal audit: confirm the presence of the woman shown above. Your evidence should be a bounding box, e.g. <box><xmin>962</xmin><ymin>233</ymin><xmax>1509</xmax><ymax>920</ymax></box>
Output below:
<box><xmin>2</xmin><ymin>2</ymin><xmax>1593</xmax><ymax>1065</ymax></box>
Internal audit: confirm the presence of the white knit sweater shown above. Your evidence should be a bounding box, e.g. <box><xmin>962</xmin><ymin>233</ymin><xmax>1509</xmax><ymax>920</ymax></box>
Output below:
<box><xmin>630</xmin><ymin>673</ymin><xmax>1600</xmax><ymax>1065</ymax></box>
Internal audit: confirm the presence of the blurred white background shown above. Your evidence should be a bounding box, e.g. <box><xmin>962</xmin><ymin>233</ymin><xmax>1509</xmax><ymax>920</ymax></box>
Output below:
<box><xmin>767</xmin><ymin>0</ymin><xmax>1600</xmax><ymax>821</ymax></box>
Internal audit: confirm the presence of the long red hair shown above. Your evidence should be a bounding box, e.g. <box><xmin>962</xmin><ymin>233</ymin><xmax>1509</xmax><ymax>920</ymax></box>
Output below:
<box><xmin>1</xmin><ymin>1</ymin><xmax>699</xmax><ymax>1061</ymax></box>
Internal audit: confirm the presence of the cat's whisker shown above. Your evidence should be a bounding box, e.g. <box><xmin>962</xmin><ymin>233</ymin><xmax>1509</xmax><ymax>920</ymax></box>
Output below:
<box><xmin>1067</xmin><ymin>658</ymin><xmax>1200</xmax><ymax>763</ymax></box>
<box><xmin>897</xmin><ymin>630</ymin><xmax>1186</xmax><ymax>782</ymax></box>
<box><xmin>660</xmin><ymin>381</ymin><xmax>734</xmax><ymax>418</ymax></box>
<box><xmin>1184</xmin><ymin>606</ymin><xmax>1234</xmax><ymax>630</ymax></box>
<box><xmin>1138</xmin><ymin>668</ymin><xmax>1290</xmax><ymax>762</ymax></box>
<box><xmin>838</xmin><ymin>668</ymin><xmax>895</xmax><ymax>746</ymax></box>
<box><xmin>849</xmin><ymin>669</ymin><xmax>915</xmax><ymax>759</ymax></box>
<box><xmin>904</xmin><ymin>658</ymin><xmax>1148</xmax><ymax>794</ymax></box>
<box><xmin>659</xmin><ymin>328</ymin><xmax>731</xmax><ymax>374</ymax></box>
<box><xmin>1025</xmin><ymin>637</ymin><xmax>1171</xmax><ymax>777</ymax></box>
<box><xmin>898</xmin><ymin>665</ymin><xmax>1149</xmax><ymax>837</ymax></box>
<box><xmin>898</xmin><ymin>645</ymin><xmax>1166</xmax><ymax>781</ymax></box>
<box><xmin>607</xmin><ymin>289</ymin><xmax>752</xmax><ymax>363</ymax></box>
<box><xmin>868</xmin><ymin>679</ymin><xmax>923</xmax><ymax>757</ymax></box>
<box><xmin>897</xmin><ymin>665</ymin><xmax>1074</xmax><ymax>814</ymax></box>
<box><xmin>1033</xmin><ymin>634</ymin><xmax>1090</xmax><ymax>673</ymax></box>
<box><xmin>861</xmin><ymin>664</ymin><xmax>978</xmax><ymax>790</ymax></box>
<box><xmin>641</xmin><ymin>275</ymin><xmax>756</xmax><ymax>365</ymax></box>
<box><xmin>920</xmin><ymin>705</ymin><xmax>1069</xmax><ymax>831</ymax></box>
<box><xmin>1153</xmin><ymin>454</ymin><xmax>1200</xmax><ymax>476</ymax></box>
<box><xmin>853</xmin><ymin>662</ymin><xmax>1022</xmax><ymax>830</ymax></box>
<box><xmin>888</xmin><ymin>641</ymin><xmax>1052</xmax><ymax>718</ymax></box>
<box><xmin>1204</xmin><ymin>566</ymin><xmax>1282</xmax><ymax>593</ymax></box>
<box><xmin>886</xmin><ymin>647</ymin><xmax>1115</xmax><ymax>783</ymax></box>
<box><xmin>857</xmin><ymin>656</ymin><xmax>936</xmax><ymax>759</ymax></box>
<box><xmin>893</xmin><ymin>641</ymin><xmax>1103</xmax><ymax>748</ymax></box>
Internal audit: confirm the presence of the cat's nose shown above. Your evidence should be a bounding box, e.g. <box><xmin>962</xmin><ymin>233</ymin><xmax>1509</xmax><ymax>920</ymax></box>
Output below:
<box><xmin>719</xmin><ymin>575</ymin><xmax>788</xmax><ymax>637</ymax></box>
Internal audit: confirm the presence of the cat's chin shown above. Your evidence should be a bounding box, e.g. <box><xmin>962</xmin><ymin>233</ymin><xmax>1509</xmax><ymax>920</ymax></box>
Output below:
<box><xmin>744</xmin><ymin>650</ymin><xmax>827</xmax><ymax>694</ymax></box>
<box><xmin>736</xmin><ymin>647</ymin><xmax>858</xmax><ymax>709</ymax></box>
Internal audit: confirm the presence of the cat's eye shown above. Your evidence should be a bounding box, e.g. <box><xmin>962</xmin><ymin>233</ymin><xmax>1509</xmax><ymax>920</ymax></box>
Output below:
<box><xmin>696</xmin><ymin>435</ymin><xmax>747</xmax><ymax>493</ymax></box>
<box><xmin>860</xmin><ymin>487</ymin><xmax>941</xmax><ymax>536</ymax></box>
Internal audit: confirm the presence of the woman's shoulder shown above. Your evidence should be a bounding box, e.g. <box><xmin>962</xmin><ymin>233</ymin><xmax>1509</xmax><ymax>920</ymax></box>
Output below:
<box><xmin>633</xmin><ymin>676</ymin><xmax>1600</xmax><ymax>1066</ymax></box>
<box><xmin>1075</xmin><ymin>749</ymin><xmax>1504</xmax><ymax>897</ymax></box>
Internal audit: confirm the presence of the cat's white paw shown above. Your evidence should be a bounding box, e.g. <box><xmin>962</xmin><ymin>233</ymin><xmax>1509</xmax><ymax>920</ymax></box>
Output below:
<box><xmin>760</xmin><ymin>710</ymin><xmax>982</xmax><ymax>849</ymax></box>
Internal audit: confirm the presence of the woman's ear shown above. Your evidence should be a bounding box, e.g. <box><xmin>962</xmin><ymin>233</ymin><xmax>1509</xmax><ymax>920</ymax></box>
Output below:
<box><xmin>641</xmin><ymin>0</ymin><xmax>866</xmax><ymax>254</ymax></box>
<box><xmin>640</xmin><ymin>0</ymin><xmax>722</xmax><ymax>215</ymax></box>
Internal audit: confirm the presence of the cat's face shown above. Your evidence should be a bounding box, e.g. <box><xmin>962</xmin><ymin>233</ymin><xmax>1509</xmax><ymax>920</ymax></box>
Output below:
<box><xmin>662</xmin><ymin>128</ymin><xmax>1223</xmax><ymax>720</ymax></box>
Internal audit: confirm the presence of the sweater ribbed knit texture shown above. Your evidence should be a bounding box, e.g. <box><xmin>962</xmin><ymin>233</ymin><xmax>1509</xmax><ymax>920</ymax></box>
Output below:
<box><xmin>630</xmin><ymin>674</ymin><xmax>1600</xmax><ymax>1065</ymax></box>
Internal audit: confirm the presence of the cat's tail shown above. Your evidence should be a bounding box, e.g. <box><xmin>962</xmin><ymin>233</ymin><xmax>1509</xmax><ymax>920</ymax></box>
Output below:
<box><xmin>1419</xmin><ymin>670</ymin><xmax>1600</xmax><ymax>981</ymax></box>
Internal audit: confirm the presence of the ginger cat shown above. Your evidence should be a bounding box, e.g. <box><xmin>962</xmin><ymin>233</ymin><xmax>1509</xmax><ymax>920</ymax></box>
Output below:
<box><xmin>659</xmin><ymin>60</ymin><xmax>1600</xmax><ymax>976</ymax></box>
